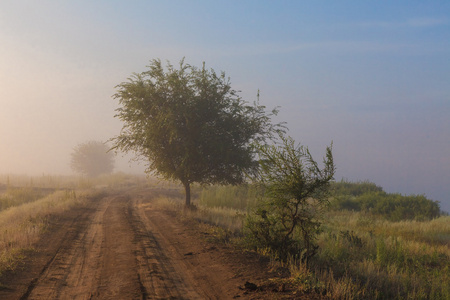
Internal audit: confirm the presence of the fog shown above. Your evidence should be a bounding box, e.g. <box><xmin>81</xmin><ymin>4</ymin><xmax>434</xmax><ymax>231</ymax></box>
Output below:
<box><xmin>0</xmin><ymin>1</ymin><xmax>449</xmax><ymax>211</ymax></box>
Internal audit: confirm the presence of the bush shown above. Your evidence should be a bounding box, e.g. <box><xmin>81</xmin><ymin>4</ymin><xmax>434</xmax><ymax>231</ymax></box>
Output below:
<box><xmin>331</xmin><ymin>181</ymin><xmax>441</xmax><ymax>221</ymax></box>
<box><xmin>245</xmin><ymin>135</ymin><xmax>335</xmax><ymax>262</ymax></box>
<box><xmin>332</xmin><ymin>180</ymin><xmax>383</xmax><ymax>196</ymax></box>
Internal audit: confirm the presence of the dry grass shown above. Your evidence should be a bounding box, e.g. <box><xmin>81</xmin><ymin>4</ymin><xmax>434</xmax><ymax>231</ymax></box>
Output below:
<box><xmin>309</xmin><ymin>211</ymin><xmax>449</xmax><ymax>299</ymax></box>
<box><xmin>0</xmin><ymin>174</ymin><xmax>80</xmax><ymax>189</ymax></box>
<box><xmin>0</xmin><ymin>172</ymin><xmax>160</xmax><ymax>191</ymax></box>
<box><xmin>0</xmin><ymin>190</ymin><xmax>92</xmax><ymax>276</ymax></box>
<box><xmin>152</xmin><ymin>196</ymin><xmax>245</xmax><ymax>235</ymax></box>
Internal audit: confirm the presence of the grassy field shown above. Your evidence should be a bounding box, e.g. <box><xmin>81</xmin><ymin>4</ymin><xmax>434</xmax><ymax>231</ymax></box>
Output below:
<box><xmin>159</xmin><ymin>182</ymin><xmax>450</xmax><ymax>300</ymax></box>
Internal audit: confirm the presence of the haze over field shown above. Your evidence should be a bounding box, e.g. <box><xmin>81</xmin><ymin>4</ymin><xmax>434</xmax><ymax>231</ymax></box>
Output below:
<box><xmin>0</xmin><ymin>1</ymin><xmax>449</xmax><ymax>211</ymax></box>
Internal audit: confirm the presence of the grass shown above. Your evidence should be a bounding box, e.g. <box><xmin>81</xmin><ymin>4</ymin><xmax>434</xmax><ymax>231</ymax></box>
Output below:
<box><xmin>313</xmin><ymin>212</ymin><xmax>450</xmax><ymax>299</ymax></box>
<box><xmin>0</xmin><ymin>172</ymin><xmax>159</xmax><ymax>191</ymax></box>
<box><xmin>198</xmin><ymin>184</ymin><xmax>259</xmax><ymax>211</ymax></box>
<box><xmin>152</xmin><ymin>195</ymin><xmax>245</xmax><ymax>237</ymax></box>
<box><xmin>158</xmin><ymin>184</ymin><xmax>450</xmax><ymax>300</ymax></box>
<box><xmin>0</xmin><ymin>189</ymin><xmax>89</xmax><ymax>278</ymax></box>
<box><xmin>0</xmin><ymin>174</ymin><xmax>79</xmax><ymax>189</ymax></box>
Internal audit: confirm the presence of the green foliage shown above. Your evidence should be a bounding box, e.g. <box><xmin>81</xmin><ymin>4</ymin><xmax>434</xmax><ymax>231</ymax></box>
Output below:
<box><xmin>70</xmin><ymin>141</ymin><xmax>115</xmax><ymax>177</ymax></box>
<box><xmin>333</xmin><ymin>179</ymin><xmax>383</xmax><ymax>196</ymax></box>
<box><xmin>246</xmin><ymin>134</ymin><xmax>335</xmax><ymax>262</ymax></box>
<box><xmin>112</xmin><ymin>58</ymin><xmax>281</xmax><ymax>206</ymax></box>
<box><xmin>331</xmin><ymin>181</ymin><xmax>441</xmax><ymax>221</ymax></box>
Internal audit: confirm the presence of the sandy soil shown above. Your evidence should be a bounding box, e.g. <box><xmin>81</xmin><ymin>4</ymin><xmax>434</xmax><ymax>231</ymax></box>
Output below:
<box><xmin>0</xmin><ymin>187</ymin><xmax>291</xmax><ymax>300</ymax></box>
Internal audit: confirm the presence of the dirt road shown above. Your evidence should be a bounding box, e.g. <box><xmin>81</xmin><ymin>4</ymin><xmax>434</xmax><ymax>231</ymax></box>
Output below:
<box><xmin>1</xmin><ymin>188</ymin><xmax>270</xmax><ymax>299</ymax></box>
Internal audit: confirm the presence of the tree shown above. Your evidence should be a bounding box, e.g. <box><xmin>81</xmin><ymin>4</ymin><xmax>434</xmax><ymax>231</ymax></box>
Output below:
<box><xmin>111</xmin><ymin>58</ymin><xmax>280</xmax><ymax>206</ymax></box>
<box><xmin>70</xmin><ymin>141</ymin><xmax>115</xmax><ymax>177</ymax></box>
<box><xmin>246</xmin><ymin>134</ymin><xmax>335</xmax><ymax>262</ymax></box>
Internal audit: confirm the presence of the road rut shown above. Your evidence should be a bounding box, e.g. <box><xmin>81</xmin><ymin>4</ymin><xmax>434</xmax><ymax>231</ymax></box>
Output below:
<box><xmin>12</xmin><ymin>189</ymin><xmax>245</xmax><ymax>299</ymax></box>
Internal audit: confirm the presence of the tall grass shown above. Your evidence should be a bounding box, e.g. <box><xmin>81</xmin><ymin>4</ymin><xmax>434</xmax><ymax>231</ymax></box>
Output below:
<box><xmin>0</xmin><ymin>174</ymin><xmax>79</xmax><ymax>189</ymax></box>
<box><xmin>153</xmin><ymin>196</ymin><xmax>245</xmax><ymax>236</ymax></box>
<box><xmin>198</xmin><ymin>184</ymin><xmax>259</xmax><ymax>211</ymax></box>
<box><xmin>315</xmin><ymin>211</ymin><xmax>450</xmax><ymax>299</ymax></box>
<box><xmin>0</xmin><ymin>190</ymin><xmax>91</xmax><ymax>278</ymax></box>
<box><xmin>0</xmin><ymin>172</ymin><xmax>158</xmax><ymax>190</ymax></box>
<box><xmin>179</xmin><ymin>184</ymin><xmax>450</xmax><ymax>299</ymax></box>
<box><xmin>0</xmin><ymin>187</ymin><xmax>48</xmax><ymax>211</ymax></box>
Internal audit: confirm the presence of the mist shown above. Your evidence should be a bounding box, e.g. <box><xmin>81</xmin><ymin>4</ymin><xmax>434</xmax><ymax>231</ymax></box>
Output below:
<box><xmin>0</xmin><ymin>1</ymin><xmax>449</xmax><ymax>212</ymax></box>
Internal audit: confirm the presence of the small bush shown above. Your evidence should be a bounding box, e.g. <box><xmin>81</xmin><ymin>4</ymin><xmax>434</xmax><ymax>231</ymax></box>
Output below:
<box><xmin>245</xmin><ymin>135</ymin><xmax>335</xmax><ymax>262</ymax></box>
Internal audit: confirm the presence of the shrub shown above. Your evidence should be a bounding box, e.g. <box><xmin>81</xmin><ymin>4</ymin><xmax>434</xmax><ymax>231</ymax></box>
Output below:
<box><xmin>332</xmin><ymin>180</ymin><xmax>383</xmax><ymax>196</ymax></box>
<box><xmin>331</xmin><ymin>181</ymin><xmax>441</xmax><ymax>221</ymax></box>
<box><xmin>245</xmin><ymin>135</ymin><xmax>335</xmax><ymax>262</ymax></box>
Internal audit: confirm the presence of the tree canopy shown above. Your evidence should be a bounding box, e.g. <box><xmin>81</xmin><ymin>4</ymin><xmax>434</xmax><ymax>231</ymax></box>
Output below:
<box><xmin>111</xmin><ymin>59</ymin><xmax>280</xmax><ymax>205</ymax></box>
<box><xmin>70</xmin><ymin>141</ymin><xmax>115</xmax><ymax>177</ymax></box>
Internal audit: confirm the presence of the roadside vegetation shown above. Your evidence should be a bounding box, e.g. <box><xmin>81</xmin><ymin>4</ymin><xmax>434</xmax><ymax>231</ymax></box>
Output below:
<box><xmin>156</xmin><ymin>180</ymin><xmax>449</xmax><ymax>299</ymax></box>
<box><xmin>0</xmin><ymin>190</ymin><xmax>84</xmax><ymax>279</ymax></box>
<box><xmin>0</xmin><ymin>173</ymin><xmax>151</xmax><ymax>287</ymax></box>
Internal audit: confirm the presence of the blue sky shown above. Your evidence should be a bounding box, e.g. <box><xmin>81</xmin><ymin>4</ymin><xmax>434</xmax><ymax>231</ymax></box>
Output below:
<box><xmin>0</xmin><ymin>1</ymin><xmax>449</xmax><ymax>211</ymax></box>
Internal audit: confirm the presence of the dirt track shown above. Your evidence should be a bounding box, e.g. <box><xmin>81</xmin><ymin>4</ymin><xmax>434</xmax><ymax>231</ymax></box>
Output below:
<box><xmin>1</xmin><ymin>188</ymin><xmax>270</xmax><ymax>299</ymax></box>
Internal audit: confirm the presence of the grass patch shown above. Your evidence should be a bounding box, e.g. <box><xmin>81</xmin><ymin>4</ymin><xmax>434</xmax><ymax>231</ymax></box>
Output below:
<box><xmin>0</xmin><ymin>189</ymin><xmax>91</xmax><ymax>280</ymax></box>
<box><xmin>152</xmin><ymin>195</ymin><xmax>245</xmax><ymax>238</ymax></box>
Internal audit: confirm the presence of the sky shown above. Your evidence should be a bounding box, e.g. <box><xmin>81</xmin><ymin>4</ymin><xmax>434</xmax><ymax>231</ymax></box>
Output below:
<box><xmin>0</xmin><ymin>1</ymin><xmax>449</xmax><ymax>211</ymax></box>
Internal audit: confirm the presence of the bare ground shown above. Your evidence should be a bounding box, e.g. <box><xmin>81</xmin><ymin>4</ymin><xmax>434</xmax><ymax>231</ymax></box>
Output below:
<box><xmin>0</xmin><ymin>187</ymin><xmax>300</xmax><ymax>300</ymax></box>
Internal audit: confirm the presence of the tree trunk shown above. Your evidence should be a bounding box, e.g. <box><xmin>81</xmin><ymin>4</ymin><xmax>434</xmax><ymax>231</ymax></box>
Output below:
<box><xmin>183</xmin><ymin>181</ymin><xmax>191</xmax><ymax>207</ymax></box>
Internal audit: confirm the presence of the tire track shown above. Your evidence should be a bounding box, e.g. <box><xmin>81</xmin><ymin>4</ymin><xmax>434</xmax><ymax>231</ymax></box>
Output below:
<box><xmin>127</xmin><ymin>200</ymin><xmax>205</xmax><ymax>299</ymax></box>
<box><xmin>88</xmin><ymin>195</ymin><xmax>141</xmax><ymax>299</ymax></box>
<box><xmin>131</xmin><ymin>199</ymin><xmax>235</xmax><ymax>299</ymax></box>
<box><xmin>21</xmin><ymin>196</ymin><xmax>110</xmax><ymax>299</ymax></box>
<box><xmin>17</xmin><ymin>188</ymin><xmax>247</xmax><ymax>299</ymax></box>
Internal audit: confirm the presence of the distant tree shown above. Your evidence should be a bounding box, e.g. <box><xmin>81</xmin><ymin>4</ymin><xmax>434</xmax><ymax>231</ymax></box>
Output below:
<box><xmin>246</xmin><ymin>134</ymin><xmax>335</xmax><ymax>262</ymax></box>
<box><xmin>70</xmin><ymin>141</ymin><xmax>114</xmax><ymax>177</ymax></box>
<box><xmin>111</xmin><ymin>58</ymin><xmax>281</xmax><ymax>206</ymax></box>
